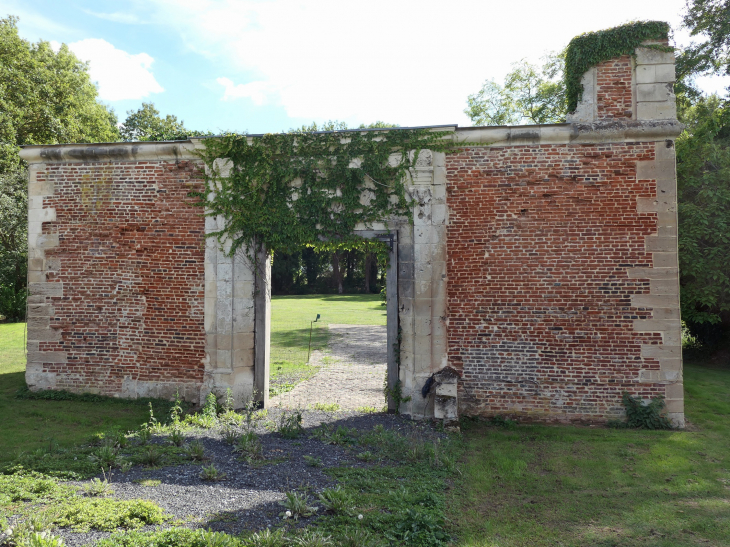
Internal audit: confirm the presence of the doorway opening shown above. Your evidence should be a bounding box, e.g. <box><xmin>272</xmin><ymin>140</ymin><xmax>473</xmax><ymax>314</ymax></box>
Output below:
<box><xmin>263</xmin><ymin>233</ymin><xmax>398</xmax><ymax>412</ymax></box>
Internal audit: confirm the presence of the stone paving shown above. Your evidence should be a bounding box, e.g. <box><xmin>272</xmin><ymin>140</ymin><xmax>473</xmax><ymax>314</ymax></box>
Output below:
<box><xmin>269</xmin><ymin>324</ymin><xmax>387</xmax><ymax>411</ymax></box>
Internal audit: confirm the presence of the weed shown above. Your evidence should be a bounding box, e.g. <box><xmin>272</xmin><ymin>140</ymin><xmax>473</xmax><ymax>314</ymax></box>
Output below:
<box><xmin>318</xmin><ymin>486</ymin><xmax>354</xmax><ymax>515</ymax></box>
<box><xmin>136</xmin><ymin>427</ymin><xmax>151</xmax><ymax>445</ymax></box>
<box><xmin>133</xmin><ymin>479</ymin><xmax>161</xmax><ymax>487</ymax></box>
<box><xmin>241</xmin><ymin>393</ymin><xmax>265</xmax><ymax>434</ymax></box>
<box><xmin>356</xmin><ymin>451</ymin><xmax>377</xmax><ymax>462</ymax></box>
<box><xmin>119</xmin><ymin>460</ymin><xmax>132</xmax><ymax>473</ymax></box>
<box><xmin>310</xmin><ymin>424</ymin><xmax>357</xmax><ymax>446</ymax></box>
<box><xmin>233</xmin><ymin>432</ymin><xmax>262</xmax><ymax>463</ymax></box>
<box><xmin>202</xmin><ymin>392</ymin><xmax>219</xmax><ymax>421</ymax></box>
<box><xmin>195</xmin><ymin>529</ymin><xmax>240</xmax><ymax>547</ymax></box>
<box><xmin>184</xmin><ymin>440</ymin><xmax>206</xmax><ymax>462</ymax></box>
<box><xmin>169</xmin><ymin>427</ymin><xmax>185</xmax><ymax>447</ymax></box>
<box><xmin>91</xmin><ymin>445</ymin><xmax>118</xmax><ymax>469</ymax></box>
<box><xmin>303</xmin><ymin>455</ymin><xmax>322</xmax><ymax>467</ymax></box>
<box><xmin>312</xmin><ymin>402</ymin><xmax>340</xmax><ymax>412</ymax></box>
<box><xmin>279</xmin><ymin>491</ymin><xmax>318</xmax><ymax>520</ymax></box>
<box><xmin>83</xmin><ymin>478</ymin><xmax>114</xmax><ymax>497</ymax></box>
<box><xmin>355</xmin><ymin>406</ymin><xmax>379</xmax><ymax>414</ymax></box>
<box><xmin>338</xmin><ymin>529</ymin><xmax>385</xmax><ymax>547</ymax></box>
<box><xmin>384</xmin><ymin>380</ymin><xmax>411</xmax><ymax>414</ymax></box>
<box><xmin>138</xmin><ymin>446</ymin><xmax>162</xmax><ymax>467</ymax></box>
<box><xmin>276</xmin><ymin>410</ymin><xmax>303</xmax><ymax>439</ymax></box>
<box><xmin>222</xmin><ymin>388</ymin><xmax>235</xmax><ymax>414</ymax></box>
<box><xmin>19</xmin><ymin>531</ymin><xmax>66</xmax><ymax>547</ymax></box>
<box><xmin>221</xmin><ymin>425</ymin><xmax>239</xmax><ymax>445</ymax></box>
<box><xmin>618</xmin><ymin>392</ymin><xmax>673</xmax><ymax>430</ymax></box>
<box><xmin>199</xmin><ymin>464</ymin><xmax>227</xmax><ymax>481</ymax></box>
<box><xmin>289</xmin><ymin>530</ymin><xmax>333</xmax><ymax>546</ymax></box>
<box><xmin>170</xmin><ymin>390</ymin><xmax>183</xmax><ymax>424</ymax></box>
<box><xmin>385</xmin><ymin>508</ymin><xmax>449</xmax><ymax>546</ymax></box>
<box><xmin>244</xmin><ymin>528</ymin><xmax>288</xmax><ymax>547</ymax></box>
<box><xmin>488</xmin><ymin>415</ymin><xmax>518</xmax><ymax>429</ymax></box>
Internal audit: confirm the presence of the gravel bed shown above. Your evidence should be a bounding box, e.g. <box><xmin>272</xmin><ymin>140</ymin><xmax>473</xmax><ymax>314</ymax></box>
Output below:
<box><xmin>54</xmin><ymin>410</ymin><xmax>428</xmax><ymax>546</ymax></box>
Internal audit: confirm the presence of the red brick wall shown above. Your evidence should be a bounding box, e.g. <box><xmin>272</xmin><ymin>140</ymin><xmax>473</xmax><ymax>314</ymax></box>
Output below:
<box><xmin>445</xmin><ymin>143</ymin><xmax>664</xmax><ymax>422</ymax></box>
<box><xmin>37</xmin><ymin>160</ymin><xmax>206</xmax><ymax>395</ymax></box>
<box><xmin>596</xmin><ymin>55</ymin><xmax>633</xmax><ymax>120</ymax></box>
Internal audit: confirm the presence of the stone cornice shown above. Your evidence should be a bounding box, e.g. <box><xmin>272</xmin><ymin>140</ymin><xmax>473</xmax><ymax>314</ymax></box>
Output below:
<box><xmin>19</xmin><ymin>139</ymin><xmax>202</xmax><ymax>164</ymax></box>
<box><xmin>18</xmin><ymin>120</ymin><xmax>685</xmax><ymax>165</ymax></box>
<box><xmin>453</xmin><ymin>120</ymin><xmax>684</xmax><ymax>146</ymax></box>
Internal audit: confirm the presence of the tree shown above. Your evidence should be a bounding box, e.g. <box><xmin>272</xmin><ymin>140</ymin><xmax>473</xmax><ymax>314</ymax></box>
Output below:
<box><xmin>0</xmin><ymin>167</ymin><xmax>27</xmax><ymax>320</ymax></box>
<box><xmin>678</xmin><ymin>0</ymin><xmax>730</xmax><ymax>81</ymax></box>
<box><xmin>0</xmin><ymin>16</ymin><xmax>119</xmax><ymax>172</ymax></box>
<box><xmin>0</xmin><ymin>15</ymin><xmax>120</xmax><ymax>319</ymax></box>
<box><xmin>119</xmin><ymin>103</ymin><xmax>208</xmax><ymax>141</ymax></box>
<box><xmin>465</xmin><ymin>52</ymin><xmax>566</xmax><ymax>126</ymax></box>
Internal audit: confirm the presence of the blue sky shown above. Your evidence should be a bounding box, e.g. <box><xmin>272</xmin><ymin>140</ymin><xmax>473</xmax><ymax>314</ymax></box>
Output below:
<box><xmin>2</xmin><ymin>0</ymin><xmax>727</xmax><ymax>136</ymax></box>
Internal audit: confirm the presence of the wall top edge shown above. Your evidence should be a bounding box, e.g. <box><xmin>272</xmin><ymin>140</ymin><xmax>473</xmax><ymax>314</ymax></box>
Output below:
<box><xmin>453</xmin><ymin>120</ymin><xmax>684</xmax><ymax>146</ymax></box>
<box><xmin>19</xmin><ymin>139</ymin><xmax>203</xmax><ymax>164</ymax></box>
<box><xmin>18</xmin><ymin>120</ymin><xmax>684</xmax><ymax>164</ymax></box>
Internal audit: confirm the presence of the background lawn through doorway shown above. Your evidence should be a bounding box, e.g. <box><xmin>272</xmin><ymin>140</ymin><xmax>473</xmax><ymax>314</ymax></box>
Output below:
<box><xmin>269</xmin><ymin>294</ymin><xmax>386</xmax><ymax>397</ymax></box>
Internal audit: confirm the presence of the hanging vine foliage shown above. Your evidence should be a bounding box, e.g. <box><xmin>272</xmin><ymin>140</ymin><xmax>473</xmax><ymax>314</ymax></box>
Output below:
<box><xmin>564</xmin><ymin>20</ymin><xmax>671</xmax><ymax>114</ymax></box>
<box><xmin>190</xmin><ymin>128</ymin><xmax>455</xmax><ymax>259</ymax></box>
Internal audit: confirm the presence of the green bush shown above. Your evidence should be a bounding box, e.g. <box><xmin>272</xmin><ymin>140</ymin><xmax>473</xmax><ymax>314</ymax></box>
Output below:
<box><xmin>54</xmin><ymin>498</ymin><xmax>170</xmax><ymax>532</ymax></box>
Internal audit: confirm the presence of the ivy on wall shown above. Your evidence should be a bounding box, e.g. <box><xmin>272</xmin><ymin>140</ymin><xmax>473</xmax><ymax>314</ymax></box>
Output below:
<box><xmin>564</xmin><ymin>21</ymin><xmax>671</xmax><ymax>113</ymax></box>
<box><xmin>190</xmin><ymin>129</ymin><xmax>455</xmax><ymax>261</ymax></box>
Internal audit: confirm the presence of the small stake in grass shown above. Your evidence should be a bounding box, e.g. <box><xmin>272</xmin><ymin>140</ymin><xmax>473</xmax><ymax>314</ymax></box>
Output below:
<box><xmin>307</xmin><ymin>314</ymin><xmax>320</xmax><ymax>363</ymax></box>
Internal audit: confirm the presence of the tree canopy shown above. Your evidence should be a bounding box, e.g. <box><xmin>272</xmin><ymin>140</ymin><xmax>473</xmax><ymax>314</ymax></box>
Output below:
<box><xmin>119</xmin><ymin>102</ymin><xmax>209</xmax><ymax>141</ymax></box>
<box><xmin>0</xmin><ymin>15</ymin><xmax>119</xmax><ymax>172</ymax></box>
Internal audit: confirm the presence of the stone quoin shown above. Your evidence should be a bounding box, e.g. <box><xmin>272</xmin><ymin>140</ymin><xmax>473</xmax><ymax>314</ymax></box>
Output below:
<box><xmin>19</xmin><ymin>40</ymin><xmax>684</xmax><ymax>426</ymax></box>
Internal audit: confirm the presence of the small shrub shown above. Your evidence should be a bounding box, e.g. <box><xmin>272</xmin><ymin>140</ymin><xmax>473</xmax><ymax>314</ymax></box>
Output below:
<box><xmin>279</xmin><ymin>491</ymin><xmax>317</xmax><ymax>520</ymax></box>
<box><xmin>200</xmin><ymin>464</ymin><xmax>226</xmax><ymax>481</ymax></box>
<box><xmin>184</xmin><ymin>440</ymin><xmax>206</xmax><ymax>462</ymax></box>
<box><xmin>276</xmin><ymin>410</ymin><xmax>303</xmax><ymax>439</ymax></box>
<box><xmin>318</xmin><ymin>486</ymin><xmax>354</xmax><ymax>515</ymax></box>
<box><xmin>54</xmin><ymin>498</ymin><xmax>169</xmax><ymax>532</ymax></box>
<box><xmin>302</xmin><ymin>455</ymin><xmax>322</xmax><ymax>468</ymax></box>
<box><xmin>621</xmin><ymin>392</ymin><xmax>673</xmax><ymax>430</ymax></box>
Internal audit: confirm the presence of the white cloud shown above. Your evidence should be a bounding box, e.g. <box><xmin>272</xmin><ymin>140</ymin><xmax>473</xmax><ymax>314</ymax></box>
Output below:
<box><xmin>144</xmin><ymin>0</ymin><xmax>691</xmax><ymax>127</ymax></box>
<box><xmin>217</xmin><ymin>77</ymin><xmax>272</xmax><ymax>105</ymax></box>
<box><xmin>68</xmin><ymin>39</ymin><xmax>164</xmax><ymax>101</ymax></box>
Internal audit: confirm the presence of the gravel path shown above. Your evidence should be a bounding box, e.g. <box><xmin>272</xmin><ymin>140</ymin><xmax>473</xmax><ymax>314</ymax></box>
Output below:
<box><xmin>55</xmin><ymin>411</ymin><xmax>420</xmax><ymax>546</ymax></box>
<box><xmin>269</xmin><ymin>324</ymin><xmax>387</xmax><ymax>411</ymax></box>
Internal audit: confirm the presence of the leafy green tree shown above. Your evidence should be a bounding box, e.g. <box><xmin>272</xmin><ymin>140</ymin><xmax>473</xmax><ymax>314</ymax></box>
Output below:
<box><xmin>0</xmin><ymin>15</ymin><xmax>119</xmax><ymax>172</ymax></box>
<box><xmin>677</xmin><ymin>95</ymin><xmax>730</xmax><ymax>338</ymax></box>
<box><xmin>0</xmin><ymin>15</ymin><xmax>119</xmax><ymax>319</ymax></box>
<box><xmin>678</xmin><ymin>0</ymin><xmax>730</xmax><ymax>81</ymax></box>
<box><xmin>119</xmin><ymin>102</ymin><xmax>208</xmax><ymax>141</ymax></box>
<box><xmin>0</xmin><ymin>166</ymin><xmax>27</xmax><ymax>320</ymax></box>
<box><xmin>465</xmin><ymin>53</ymin><xmax>566</xmax><ymax>126</ymax></box>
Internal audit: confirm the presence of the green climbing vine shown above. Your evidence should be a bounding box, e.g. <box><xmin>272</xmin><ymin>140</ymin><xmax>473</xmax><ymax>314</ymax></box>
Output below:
<box><xmin>565</xmin><ymin>20</ymin><xmax>671</xmax><ymax>114</ymax></box>
<box><xmin>190</xmin><ymin>128</ymin><xmax>456</xmax><ymax>261</ymax></box>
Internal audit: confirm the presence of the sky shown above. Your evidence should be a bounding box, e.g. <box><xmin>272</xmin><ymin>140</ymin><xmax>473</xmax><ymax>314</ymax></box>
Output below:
<box><xmin>2</xmin><ymin>0</ymin><xmax>728</xmax><ymax>135</ymax></box>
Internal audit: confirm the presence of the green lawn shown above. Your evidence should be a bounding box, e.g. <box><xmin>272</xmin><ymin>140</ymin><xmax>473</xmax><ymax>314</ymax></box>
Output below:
<box><xmin>0</xmin><ymin>323</ymin><xmax>157</xmax><ymax>465</ymax></box>
<box><xmin>269</xmin><ymin>294</ymin><xmax>386</xmax><ymax>396</ymax></box>
<box><xmin>450</xmin><ymin>360</ymin><xmax>730</xmax><ymax>547</ymax></box>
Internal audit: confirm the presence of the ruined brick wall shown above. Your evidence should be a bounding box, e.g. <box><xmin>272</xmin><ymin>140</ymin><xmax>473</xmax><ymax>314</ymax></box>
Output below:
<box><xmin>29</xmin><ymin>159</ymin><xmax>206</xmax><ymax>399</ymax></box>
<box><xmin>595</xmin><ymin>55</ymin><xmax>633</xmax><ymax>120</ymax></box>
<box><xmin>446</xmin><ymin>142</ymin><xmax>664</xmax><ymax>421</ymax></box>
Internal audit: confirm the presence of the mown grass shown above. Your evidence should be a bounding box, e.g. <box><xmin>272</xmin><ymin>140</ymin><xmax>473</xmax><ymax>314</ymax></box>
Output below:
<box><xmin>0</xmin><ymin>323</ymin><xmax>168</xmax><ymax>466</ymax></box>
<box><xmin>269</xmin><ymin>294</ymin><xmax>386</xmax><ymax>396</ymax></box>
<box><xmin>449</xmin><ymin>360</ymin><xmax>730</xmax><ymax>547</ymax></box>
